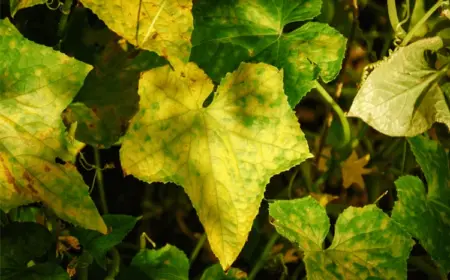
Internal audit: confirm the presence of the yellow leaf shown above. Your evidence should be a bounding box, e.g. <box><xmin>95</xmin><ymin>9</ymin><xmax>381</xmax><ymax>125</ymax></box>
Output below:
<box><xmin>80</xmin><ymin>0</ymin><xmax>193</xmax><ymax>68</ymax></box>
<box><xmin>341</xmin><ymin>151</ymin><xmax>373</xmax><ymax>189</ymax></box>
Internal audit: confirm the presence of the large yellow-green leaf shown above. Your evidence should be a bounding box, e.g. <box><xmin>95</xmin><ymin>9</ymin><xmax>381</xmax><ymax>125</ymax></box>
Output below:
<box><xmin>392</xmin><ymin>136</ymin><xmax>450</xmax><ymax>275</ymax></box>
<box><xmin>270</xmin><ymin>197</ymin><xmax>414</xmax><ymax>279</ymax></box>
<box><xmin>348</xmin><ymin>37</ymin><xmax>450</xmax><ymax>136</ymax></box>
<box><xmin>0</xmin><ymin>19</ymin><xmax>107</xmax><ymax>234</ymax></box>
<box><xmin>120</xmin><ymin>62</ymin><xmax>312</xmax><ymax>269</ymax></box>
<box><xmin>191</xmin><ymin>0</ymin><xmax>346</xmax><ymax>107</ymax></box>
<box><xmin>79</xmin><ymin>0</ymin><xmax>193</xmax><ymax>68</ymax></box>
<box><xmin>9</xmin><ymin>0</ymin><xmax>47</xmax><ymax>17</ymax></box>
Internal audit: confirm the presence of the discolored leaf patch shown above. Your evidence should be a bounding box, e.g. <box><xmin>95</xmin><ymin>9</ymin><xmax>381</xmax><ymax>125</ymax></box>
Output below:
<box><xmin>0</xmin><ymin>19</ymin><xmax>106</xmax><ymax>233</ymax></box>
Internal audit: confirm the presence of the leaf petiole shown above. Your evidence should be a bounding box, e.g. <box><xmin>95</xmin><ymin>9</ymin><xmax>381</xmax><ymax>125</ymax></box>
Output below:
<box><xmin>314</xmin><ymin>81</ymin><xmax>351</xmax><ymax>149</ymax></box>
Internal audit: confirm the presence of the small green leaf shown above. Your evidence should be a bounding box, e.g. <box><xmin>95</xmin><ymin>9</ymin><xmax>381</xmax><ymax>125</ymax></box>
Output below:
<box><xmin>270</xmin><ymin>197</ymin><xmax>414</xmax><ymax>279</ymax></box>
<box><xmin>9</xmin><ymin>0</ymin><xmax>47</xmax><ymax>17</ymax></box>
<box><xmin>79</xmin><ymin>0</ymin><xmax>193</xmax><ymax>68</ymax></box>
<box><xmin>129</xmin><ymin>245</ymin><xmax>189</xmax><ymax>280</ymax></box>
<box><xmin>201</xmin><ymin>264</ymin><xmax>248</xmax><ymax>280</ymax></box>
<box><xmin>120</xmin><ymin>62</ymin><xmax>312</xmax><ymax>269</ymax></box>
<box><xmin>0</xmin><ymin>19</ymin><xmax>106</xmax><ymax>234</ymax></box>
<box><xmin>392</xmin><ymin>136</ymin><xmax>450</xmax><ymax>275</ymax></box>
<box><xmin>0</xmin><ymin>222</ymin><xmax>68</xmax><ymax>279</ymax></box>
<box><xmin>71</xmin><ymin>215</ymin><xmax>139</xmax><ymax>267</ymax></box>
<box><xmin>191</xmin><ymin>0</ymin><xmax>346</xmax><ymax>107</ymax></box>
<box><xmin>348</xmin><ymin>37</ymin><xmax>450</xmax><ymax>136</ymax></box>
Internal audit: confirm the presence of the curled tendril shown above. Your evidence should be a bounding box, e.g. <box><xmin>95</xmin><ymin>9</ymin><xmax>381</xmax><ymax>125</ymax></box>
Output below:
<box><xmin>60</xmin><ymin>3</ymin><xmax>71</xmax><ymax>15</ymax></box>
<box><xmin>46</xmin><ymin>0</ymin><xmax>62</xmax><ymax>11</ymax></box>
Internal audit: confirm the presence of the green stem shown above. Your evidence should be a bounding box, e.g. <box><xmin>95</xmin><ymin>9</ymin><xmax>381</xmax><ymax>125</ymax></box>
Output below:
<box><xmin>400</xmin><ymin>139</ymin><xmax>407</xmax><ymax>175</ymax></box>
<box><xmin>314</xmin><ymin>81</ymin><xmax>351</xmax><ymax>149</ymax></box>
<box><xmin>57</xmin><ymin>0</ymin><xmax>73</xmax><ymax>38</ymax></box>
<box><xmin>401</xmin><ymin>0</ymin><xmax>446</xmax><ymax>46</ymax></box>
<box><xmin>78</xmin><ymin>266</ymin><xmax>88</xmax><ymax>280</ymax></box>
<box><xmin>189</xmin><ymin>233</ymin><xmax>207</xmax><ymax>264</ymax></box>
<box><xmin>94</xmin><ymin>148</ymin><xmax>108</xmax><ymax>214</ymax></box>
<box><xmin>290</xmin><ymin>261</ymin><xmax>305</xmax><ymax>280</ymax></box>
<box><xmin>387</xmin><ymin>0</ymin><xmax>406</xmax><ymax>38</ymax></box>
<box><xmin>248</xmin><ymin>233</ymin><xmax>279</xmax><ymax>280</ymax></box>
<box><xmin>105</xmin><ymin>248</ymin><xmax>121</xmax><ymax>280</ymax></box>
<box><xmin>287</xmin><ymin>167</ymin><xmax>299</xmax><ymax>199</ymax></box>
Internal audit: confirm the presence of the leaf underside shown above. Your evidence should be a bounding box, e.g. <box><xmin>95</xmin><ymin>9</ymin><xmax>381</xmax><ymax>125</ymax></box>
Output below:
<box><xmin>348</xmin><ymin>36</ymin><xmax>450</xmax><ymax>136</ymax></box>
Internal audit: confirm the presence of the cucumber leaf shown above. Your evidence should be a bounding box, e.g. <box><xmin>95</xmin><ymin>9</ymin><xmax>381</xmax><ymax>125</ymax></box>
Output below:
<box><xmin>0</xmin><ymin>19</ymin><xmax>106</xmax><ymax>233</ymax></box>
<box><xmin>392</xmin><ymin>136</ymin><xmax>450</xmax><ymax>275</ymax></box>
<box><xmin>348</xmin><ymin>36</ymin><xmax>450</xmax><ymax>136</ymax></box>
<box><xmin>270</xmin><ymin>197</ymin><xmax>414</xmax><ymax>279</ymax></box>
<box><xmin>191</xmin><ymin>0</ymin><xmax>346</xmax><ymax>107</ymax></box>
<box><xmin>79</xmin><ymin>0</ymin><xmax>193</xmax><ymax>68</ymax></box>
<box><xmin>9</xmin><ymin>0</ymin><xmax>47</xmax><ymax>17</ymax></box>
<box><xmin>128</xmin><ymin>245</ymin><xmax>189</xmax><ymax>280</ymax></box>
<box><xmin>120</xmin><ymin>62</ymin><xmax>312</xmax><ymax>269</ymax></box>
<box><xmin>200</xmin><ymin>264</ymin><xmax>247</xmax><ymax>280</ymax></box>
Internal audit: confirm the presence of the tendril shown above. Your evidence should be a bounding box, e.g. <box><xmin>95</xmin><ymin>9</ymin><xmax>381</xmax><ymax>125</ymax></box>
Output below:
<box><xmin>46</xmin><ymin>0</ymin><xmax>62</xmax><ymax>11</ymax></box>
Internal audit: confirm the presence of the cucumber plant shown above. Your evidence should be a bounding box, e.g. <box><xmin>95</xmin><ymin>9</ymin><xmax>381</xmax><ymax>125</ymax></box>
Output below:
<box><xmin>0</xmin><ymin>0</ymin><xmax>449</xmax><ymax>279</ymax></box>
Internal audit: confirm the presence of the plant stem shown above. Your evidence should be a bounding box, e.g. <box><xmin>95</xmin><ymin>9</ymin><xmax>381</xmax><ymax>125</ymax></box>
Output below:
<box><xmin>287</xmin><ymin>167</ymin><xmax>299</xmax><ymax>199</ymax></box>
<box><xmin>314</xmin><ymin>81</ymin><xmax>351</xmax><ymax>149</ymax></box>
<box><xmin>387</xmin><ymin>0</ymin><xmax>406</xmax><ymax>38</ymax></box>
<box><xmin>400</xmin><ymin>139</ymin><xmax>407</xmax><ymax>175</ymax></box>
<box><xmin>78</xmin><ymin>266</ymin><xmax>88</xmax><ymax>280</ymax></box>
<box><xmin>189</xmin><ymin>233</ymin><xmax>207</xmax><ymax>264</ymax></box>
<box><xmin>94</xmin><ymin>148</ymin><xmax>108</xmax><ymax>214</ymax></box>
<box><xmin>290</xmin><ymin>261</ymin><xmax>305</xmax><ymax>280</ymax></box>
<box><xmin>57</xmin><ymin>0</ymin><xmax>73</xmax><ymax>38</ymax></box>
<box><xmin>105</xmin><ymin>247</ymin><xmax>121</xmax><ymax>280</ymax></box>
<box><xmin>401</xmin><ymin>0</ymin><xmax>446</xmax><ymax>46</ymax></box>
<box><xmin>248</xmin><ymin>232</ymin><xmax>279</xmax><ymax>280</ymax></box>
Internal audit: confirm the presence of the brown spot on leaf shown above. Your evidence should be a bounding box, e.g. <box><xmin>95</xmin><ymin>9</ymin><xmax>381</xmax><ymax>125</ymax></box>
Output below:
<box><xmin>151</xmin><ymin>32</ymin><xmax>158</xmax><ymax>40</ymax></box>
<box><xmin>23</xmin><ymin>171</ymin><xmax>38</xmax><ymax>197</ymax></box>
<box><xmin>44</xmin><ymin>165</ymin><xmax>51</xmax><ymax>172</ymax></box>
<box><xmin>0</xmin><ymin>154</ymin><xmax>21</xmax><ymax>193</ymax></box>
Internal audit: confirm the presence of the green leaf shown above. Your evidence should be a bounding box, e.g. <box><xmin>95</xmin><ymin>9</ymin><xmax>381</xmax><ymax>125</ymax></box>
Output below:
<box><xmin>9</xmin><ymin>0</ymin><xmax>47</xmax><ymax>17</ymax></box>
<box><xmin>191</xmin><ymin>0</ymin><xmax>346</xmax><ymax>107</ymax></box>
<box><xmin>7</xmin><ymin>263</ymin><xmax>70</xmax><ymax>280</ymax></box>
<box><xmin>62</xmin><ymin>49</ymin><xmax>166</xmax><ymax>148</ymax></box>
<box><xmin>128</xmin><ymin>245</ymin><xmax>189</xmax><ymax>280</ymax></box>
<box><xmin>200</xmin><ymin>264</ymin><xmax>247</xmax><ymax>280</ymax></box>
<box><xmin>120</xmin><ymin>62</ymin><xmax>312</xmax><ymax>269</ymax></box>
<box><xmin>79</xmin><ymin>0</ymin><xmax>193</xmax><ymax>68</ymax></box>
<box><xmin>392</xmin><ymin>136</ymin><xmax>450</xmax><ymax>275</ymax></box>
<box><xmin>0</xmin><ymin>19</ymin><xmax>106</xmax><ymax>234</ymax></box>
<box><xmin>71</xmin><ymin>215</ymin><xmax>139</xmax><ymax>267</ymax></box>
<box><xmin>269</xmin><ymin>197</ymin><xmax>414</xmax><ymax>279</ymax></box>
<box><xmin>348</xmin><ymin>36</ymin><xmax>450</xmax><ymax>136</ymax></box>
<box><xmin>0</xmin><ymin>222</ymin><xmax>68</xmax><ymax>279</ymax></box>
